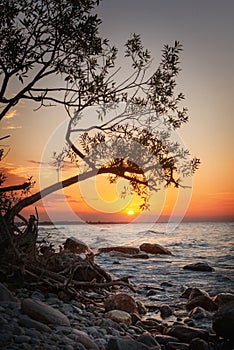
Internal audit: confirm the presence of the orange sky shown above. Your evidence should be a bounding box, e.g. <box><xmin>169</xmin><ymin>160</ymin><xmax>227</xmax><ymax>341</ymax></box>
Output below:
<box><xmin>0</xmin><ymin>1</ymin><xmax>234</xmax><ymax>223</ymax></box>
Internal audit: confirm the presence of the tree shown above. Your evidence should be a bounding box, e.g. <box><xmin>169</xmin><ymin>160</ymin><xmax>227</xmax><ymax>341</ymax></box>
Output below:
<box><xmin>0</xmin><ymin>1</ymin><xmax>199</xmax><ymax>254</ymax></box>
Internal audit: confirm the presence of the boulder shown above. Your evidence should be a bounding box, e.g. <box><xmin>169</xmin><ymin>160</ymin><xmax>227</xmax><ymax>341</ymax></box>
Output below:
<box><xmin>105</xmin><ymin>310</ymin><xmax>132</xmax><ymax>326</ymax></box>
<box><xmin>98</xmin><ymin>246</ymin><xmax>140</xmax><ymax>255</ymax></box>
<box><xmin>71</xmin><ymin>329</ymin><xmax>99</xmax><ymax>350</ymax></box>
<box><xmin>166</xmin><ymin>325</ymin><xmax>209</xmax><ymax>342</ymax></box>
<box><xmin>107</xmin><ymin>336</ymin><xmax>161</xmax><ymax>350</ymax></box>
<box><xmin>212</xmin><ymin>301</ymin><xmax>234</xmax><ymax>339</ymax></box>
<box><xmin>0</xmin><ymin>282</ymin><xmax>18</xmax><ymax>303</ymax></box>
<box><xmin>155</xmin><ymin>335</ymin><xmax>179</xmax><ymax>345</ymax></box>
<box><xmin>183</xmin><ymin>262</ymin><xmax>213</xmax><ymax>272</ymax></box>
<box><xmin>18</xmin><ymin>315</ymin><xmax>52</xmax><ymax>332</ymax></box>
<box><xmin>188</xmin><ymin>288</ymin><xmax>210</xmax><ymax>301</ymax></box>
<box><xmin>137</xmin><ymin>334</ymin><xmax>161</xmax><ymax>348</ymax></box>
<box><xmin>167</xmin><ymin>343</ymin><xmax>189</xmax><ymax>350</ymax></box>
<box><xmin>188</xmin><ymin>338</ymin><xmax>210</xmax><ymax>350</ymax></box>
<box><xmin>21</xmin><ymin>298</ymin><xmax>70</xmax><ymax>326</ymax></box>
<box><xmin>139</xmin><ymin>243</ymin><xmax>172</xmax><ymax>255</ymax></box>
<box><xmin>186</xmin><ymin>295</ymin><xmax>218</xmax><ymax>312</ymax></box>
<box><xmin>160</xmin><ymin>304</ymin><xmax>173</xmax><ymax>318</ymax></box>
<box><xmin>64</xmin><ymin>237</ymin><xmax>92</xmax><ymax>255</ymax></box>
<box><xmin>104</xmin><ymin>293</ymin><xmax>139</xmax><ymax>314</ymax></box>
<box><xmin>212</xmin><ymin>292</ymin><xmax>234</xmax><ymax>307</ymax></box>
<box><xmin>189</xmin><ymin>307</ymin><xmax>211</xmax><ymax>320</ymax></box>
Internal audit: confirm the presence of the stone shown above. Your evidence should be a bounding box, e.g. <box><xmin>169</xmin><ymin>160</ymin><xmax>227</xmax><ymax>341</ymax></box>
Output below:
<box><xmin>188</xmin><ymin>288</ymin><xmax>210</xmax><ymax>301</ymax></box>
<box><xmin>212</xmin><ymin>293</ymin><xmax>234</xmax><ymax>307</ymax></box>
<box><xmin>188</xmin><ymin>338</ymin><xmax>210</xmax><ymax>350</ymax></box>
<box><xmin>186</xmin><ymin>295</ymin><xmax>218</xmax><ymax>312</ymax></box>
<box><xmin>160</xmin><ymin>304</ymin><xmax>173</xmax><ymax>318</ymax></box>
<box><xmin>136</xmin><ymin>300</ymin><xmax>147</xmax><ymax>315</ymax></box>
<box><xmin>105</xmin><ymin>310</ymin><xmax>132</xmax><ymax>326</ymax></box>
<box><xmin>0</xmin><ymin>282</ymin><xmax>18</xmax><ymax>303</ymax></box>
<box><xmin>109</xmin><ymin>251</ymin><xmax>149</xmax><ymax>259</ymax></box>
<box><xmin>64</xmin><ymin>237</ymin><xmax>92</xmax><ymax>255</ymax></box>
<box><xmin>167</xmin><ymin>342</ymin><xmax>189</xmax><ymax>350</ymax></box>
<box><xmin>189</xmin><ymin>307</ymin><xmax>211</xmax><ymax>320</ymax></box>
<box><xmin>18</xmin><ymin>315</ymin><xmax>52</xmax><ymax>332</ymax></box>
<box><xmin>166</xmin><ymin>325</ymin><xmax>209</xmax><ymax>342</ymax></box>
<box><xmin>183</xmin><ymin>262</ymin><xmax>213</xmax><ymax>272</ymax></box>
<box><xmin>21</xmin><ymin>298</ymin><xmax>70</xmax><ymax>326</ymax></box>
<box><xmin>139</xmin><ymin>243</ymin><xmax>172</xmax><ymax>255</ymax></box>
<box><xmin>71</xmin><ymin>329</ymin><xmax>99</xmax><ymax>350</ymax></box>
<box><xmin>212</xmin><ymin>301</ymin><xmax>234</xmax><ymax>339</ymax></box>
<box><xmin>98</xmin><ymin>246</ymin><xmax>140</xmax><ymax>255</ymax></box>
<box><xmin>106</xmin><ymin>336</ymin><xmax>160</xmax><ymax>350</ymax></box>
<box><xmin>155</xmin><ymin>335</ymin><xmax>179</xmax><ymax>345</ymax></box>
<box><xmin>137</xmin><ymin>333</ymin><xmax>161</xmax><ymax>348</ymax></box>
<box><xmin>104</xmin><ymin>293</ymin><xmax>139</xmax><ymax>314</ymax></box>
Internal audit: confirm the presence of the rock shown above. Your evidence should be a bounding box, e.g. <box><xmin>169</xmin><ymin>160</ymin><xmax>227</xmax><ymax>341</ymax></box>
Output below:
<box><xmin>188</xmin><ymin>288</ymin><xmax>210</xmax><ymax>301</ymax></box>
<box><xmin>166</xmin><ymin>325</ymin><xmax>209</xmax><ymax>342</ymax></box>
<box><xmin>183</xmin><ymin>262</ymin><xmax>214</xmax><ymax>272</ymax></box>
<box><xmin>136</xmin><ymin>300</ymin><xmax>147</xmax><ymax>315</ymax></box>
<box><xmin>104</xmin><ymin>293</ymin><xmax>139</xmax><ymax>314</ymax></box>
<box><xmin>71</xmin><ymin>329</ymin><xmax>99</xmax><ymax>350</ymax></box>
<box><xmin>109</xmin><ymin>251</ymin><xmax>149</xmax><ymax>259</ymax></box>
<box><xmin>137</xmin><ymin>334</ymin><xmax>161</xmax><ymax>348</ymax></box>
<box><xmin>212</xmin><ymin>293</ymin><xmax>234</xmax><ymax>307</ymax></box>
<box><xmin>106</xmin><ymin>336</ymin><xmax>160</xmax><ymax>350</ymax></box>
<box><xmin>160</xmin><ymin>304</ymin><xmax>173</xmax><ymax>318</ymax></box>
<box><xmin>64</xmin><ymin>237</ymin><xmax>92</xmax><ymax>255</ymax></box>
<box><xmin>186</xmin><ymin>295</ymin><xmax>218</xmax><ymax>312</ymax></box>
<box><xmin>18</xmin><ymin>315</ymin><xmax>52</xmax><ymax>332</ymax></box>
<box><xmin>212</xmin><ymin>301</ymin><xmax>234</xmax><ymax>339</ymax></box>
<box><xmin>139</xmin><ymin>243</ymin><xmax>172</xmax><ymax>255</ymax></box>
<box><xmin>155</xmin><ymin>335</ymin><xmax>179</xmax><ymax>345</ymax></box>
<box><xmin>189</xmin><ymin>307</ymin><xmax>211</xmax><ymax>320</ymax></box>
<box><xmin>98</xmin><ymin>246</ymin><xmax>140</xmax><ymax>255</ymax></box>
<box><xmin>105</xmin><ymin>310</ymin><xmax>132</xmax><ymax>326</ymax></box>
<box><xmin>188</xmin><ymin>338</ymin><xmax>210</xmax><ymax>350</ymax></box>
<box><xmin>167</xmin><ymin>342</ymin><xmax>189</xmax><ymax>350</ymax></box>
<box><xmin>21</xmin><ymin>298</ymin><xmax>70</xmax><ymax>326</ymax></box>
<box><xmin>0</xmin><ymin>282</ymin><xmax>18</xmax><ymax>303</ymax></box>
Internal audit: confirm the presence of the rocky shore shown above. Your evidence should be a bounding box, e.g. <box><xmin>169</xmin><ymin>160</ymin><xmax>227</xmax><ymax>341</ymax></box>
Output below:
<box><xmin>0</xmin><ymin>237</ymin><xmax>234</xmax><ymax>350</ymax></box>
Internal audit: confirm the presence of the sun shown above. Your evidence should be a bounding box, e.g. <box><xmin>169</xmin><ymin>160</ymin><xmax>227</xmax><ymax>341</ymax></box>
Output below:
<box><xmin>127</xmin><ymin>210</ymin><xmax>135</xmax><ymax>216</ymax></box>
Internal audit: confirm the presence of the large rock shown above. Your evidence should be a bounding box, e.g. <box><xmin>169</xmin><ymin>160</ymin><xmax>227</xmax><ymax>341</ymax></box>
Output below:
<box><xmin>64</xmin><ymin>237</ymin><xmax>92</xmax><ymax>255</ymax></box>
<box><xmin>139</xmin><ymin>243</ymin><xmax>172</xmax><ymax>255</ymax></box>
<box><xmin>189</xmin><ymin>307</ymin><xmax>211</xmax><ymax>320</ymax></box>
<box><xmin>183</xmin><ymin>262</ymin><xmax>213</xmax><ymax>272</ymax></box>
<box><xmin>98</xmin><ymin>246</ymin><xmax>140</xmax><ymax>255</ymax></box>
<box><xmin>18</xmin><ymin>315</ymin><xmax>52</xmax><ymax>332</ymax></box>
<box><xmin>105</xmin><ymin>310</ymin><xmax>132</xmax><ymax>326</ymax></box>
<box><xmin>188</xmin><ymin>288</ymin><xmax>210</xmax><ymax>301</ymax></box>
<box><xmin>137</xmin><ymin>334</ymin><xmax>161</xmax><ymax>348</ymax></box>
<box><xmin>188</xmin><ymin>338</ymin><xmax>210</xmax><ymax>350</ymax></box>
<box><xmin>160</xmin><ymin>304</ymin><xmax>173</xmax><ymax>318</ymax></box>
<box><xmin>21</xmin><ymin>298</ymin><xmax>70</xmax><ymax>326</ymax></box>
<box><xmin>71</xmin><ymin>329</ymin><xmax>99</xmax><ymax>350</ymax></box>
<box><xmin>186</xmin><ymin>295</ymin><xmax>218</xmax><ymax>312</ymax></box>
<box><xmin>167</xmin><ymin>343</ymin><xmax>189</xmax><ymax>350</ymax></box>
<box><xmin>107</xmin><ymin>336</ymin><xmax>161</xmax><ymax>350</ymax></box>
<box><xmin>212</xmin><ymin>292</ymin><xmax>234</xmax><ymax>307</ymax></box>
<box><xmin>0</xmin><ymin>282</ymin><xmax>18</xmax><ymax>303</ymax></box>
<box><xmin>104</xmin><ymin>293</ymin><xmax>139</xmax><ymax>314</ymax></box>
<box><xmin>166</xmin><ymin>325</ymin><xmax>209</xmax><ymax>342</ymax></box>
<box><xmin>212</xmin><ymin>301</ymin><xmax>234</xmax><ymax>339</ymax></box>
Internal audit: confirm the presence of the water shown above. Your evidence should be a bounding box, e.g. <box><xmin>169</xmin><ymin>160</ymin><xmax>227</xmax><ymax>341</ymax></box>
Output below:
<box><xmin>38</xmin><ymin>222</ymin><xmax>234</xmax><ymax>304</ymax></box>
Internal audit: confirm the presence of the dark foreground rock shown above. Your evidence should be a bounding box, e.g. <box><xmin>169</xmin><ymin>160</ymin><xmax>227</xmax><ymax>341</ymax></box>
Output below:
<box><xmin>166</xmin><ymin>325</ymin><xmax>209</xmax><ymax>342</ymax></box>
<box><xmin>106</xmin><ymin>336</ymin><xmax>161</xmax><ymax>350</ymax></box>
<box><xmin>212</xmin><ymin>301</ymin><xmax>234</xmax><ymax>340</ymax></box>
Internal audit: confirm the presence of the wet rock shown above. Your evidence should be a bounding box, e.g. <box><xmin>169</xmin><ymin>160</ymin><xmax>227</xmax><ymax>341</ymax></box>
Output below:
<box><xmin>104</xmin><ymin>293</ymin><xmax>139</xmax><ymax>314</ymax></box>
<box><xmin>186</xmin><ymin>295</ymin><xmax>218</xmax><ymax>312</ymax></box>
<box><xmin>98</xmin><ymin>246</ymin><xmax>140</xmax><ymax>255</ymax></box>
<box><xmin>166</xmin><ymin>325</ymin><xmax>209</xmax><ymax>342</ymax></box>
<box><xmin>0</xmin><ymin>282</ymin><xmax>18</xmax><ymax>303</ymax></box>
<box><xmin>107</xmin><ymin>336</ymin><xmax>160</xmax><ymax>350</ymax></box>
<box><xmin>71</xmin><ymin>329</ymin><xmax>99</xmax><ymax>350</ymax></box>
<box><xmin>64</xmin><ymin>237</ymin><xmax>93</xmax><ymax>255</ymax></box>
<box><xmin>189</xmin><ymin>307</ymin><xmax>211</xmax><ymax>320</ymax></box>
<box><xmin>105</xmin><ymin>310</ymin><xmax>132</xmax><ymax>326</ymax></box>
<box><xmin>212</xmin><ymin>301</ymin><xmax>234</xmax><ymax>339</ymax></box>
<box><xmin>212</xmin><ymin>293</ymin><xmax>234</xmax><ymax>307</ymax></box>
<box><xmin>139</xmin><ymin>243</ymin><xmax>172</xmax><ymax>255</ymax></box>
<box><xmin>188</xmin><ymin>338</ymin><xmax>210</xmax><ymax>350</ymax></box>
<box><xmin>160</xmin><ymin>304</ymin><xmax>173</xmax><ymax>318</ymax></box>
<box><xmin>188</xmin><ymin>288</ymin><xmax>210</xmax><ymax>301</ymax></box>
<box><xmin>155</xmin><ymin>334</ymin><xmax>179</xmax><ymax>345</ymax></box>
<box><xmin>109</xmin><ymin>251</ymin><xmax>149</xmax><ymax>259</ymax></box>
<box><xmin>18</xmin><ymin>315</ymin><xmax>52</xmax><ymax>332</ymax></box>
<box><xmin>21</xmin><ymin>298</ymin><xmax>70</xmax><ymax>326</ymax></box>
<box><xmin>183</xmin><ymin>262</ymin><xmax>214</xmax><ymax>272</ymax></box>
<box><xmin>136</xmin><ymin>300</ymin><xmax>147</xmax><ymax>315</ymax></box>
<box><xmin>137</xmin><ymin>333</ymin><xmax>161</xmax><ymax>348</ymax></box>
<box><xmin>167</xmin><ymin>342</ymin><xmax>189</xmax><ymax>350</ymax></box>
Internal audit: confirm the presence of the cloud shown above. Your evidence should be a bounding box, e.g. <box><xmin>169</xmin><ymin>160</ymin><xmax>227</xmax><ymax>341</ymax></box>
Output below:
<box><xmin>5</xmin><ymin>110</ymin><xmax>17</xmax><ymax>119</ymax></box>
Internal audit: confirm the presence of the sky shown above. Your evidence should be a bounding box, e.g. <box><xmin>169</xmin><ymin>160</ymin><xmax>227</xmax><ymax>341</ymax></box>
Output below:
<box><xmin>1</xmin><ymin>0</ymin><xmax>234</xmax><ymax>223</ymax></box>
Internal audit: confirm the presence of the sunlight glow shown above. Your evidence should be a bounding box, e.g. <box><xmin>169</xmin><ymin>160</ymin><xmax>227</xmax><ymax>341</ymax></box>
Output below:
<box><xmin>127</xmin><ymin>210</ymin><xmax>135</xmax><ymax>215</ymax></box>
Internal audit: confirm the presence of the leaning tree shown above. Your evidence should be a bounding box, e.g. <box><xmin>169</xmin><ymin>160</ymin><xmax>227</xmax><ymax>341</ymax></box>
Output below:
<box><xmin>0</xmin><ymin>0</ymin><xmax>199</xmax><ymax>293</ymax></box>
